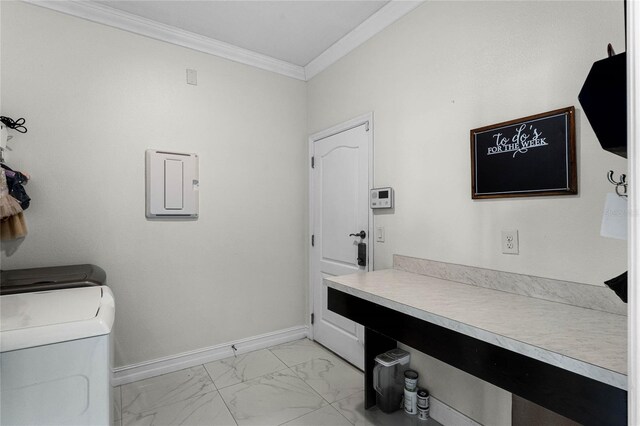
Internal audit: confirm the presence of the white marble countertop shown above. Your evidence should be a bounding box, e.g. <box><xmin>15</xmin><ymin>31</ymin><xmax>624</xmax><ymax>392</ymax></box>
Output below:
<box><xmin>325</xmin><ymin>269</ymin><xmax>627</xmax><ymax>390</ymax></box>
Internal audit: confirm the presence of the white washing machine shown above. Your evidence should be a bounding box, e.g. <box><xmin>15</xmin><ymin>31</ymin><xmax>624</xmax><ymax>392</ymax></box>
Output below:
<box><xmin>0</xmin><ymin>285</ymin><xmax>115</xmax><ymax>425</ymax></box>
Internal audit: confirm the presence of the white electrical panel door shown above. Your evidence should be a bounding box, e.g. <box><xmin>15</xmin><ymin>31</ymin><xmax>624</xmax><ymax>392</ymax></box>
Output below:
<box><xmin>146</xmin><ymin>150</ymin><xmax>199</xmax><ymax>218</ymax></box>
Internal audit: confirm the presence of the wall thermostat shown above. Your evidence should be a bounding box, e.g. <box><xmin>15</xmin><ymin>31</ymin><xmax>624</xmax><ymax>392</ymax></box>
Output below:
<box><xmin>370</xmin><ymin>187</ymin><xmax>394</xmax><ymax>209</ymax></box>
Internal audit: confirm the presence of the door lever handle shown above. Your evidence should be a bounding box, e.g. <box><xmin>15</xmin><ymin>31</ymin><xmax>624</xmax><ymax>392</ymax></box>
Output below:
<box><xmin>349</xmin><ymin>231</ymin><xmax>366</xmax><ymax>239</ymax></box>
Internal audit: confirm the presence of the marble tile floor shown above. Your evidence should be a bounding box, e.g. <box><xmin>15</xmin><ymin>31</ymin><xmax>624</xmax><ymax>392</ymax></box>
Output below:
<box><xmin>113</xmin><ymin>338</ymin><xmax>442</xmax><ymax>426</ymax></box>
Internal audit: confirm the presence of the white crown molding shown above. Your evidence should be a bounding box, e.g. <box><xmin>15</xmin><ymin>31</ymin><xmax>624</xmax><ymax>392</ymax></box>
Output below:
<box><xmin>304</xmin><ymin>0</ymin><xmax>425</xmax><ymax>80</ymax></box>
<box><xmin>23</xmin><ymin>0</ymin><xmax>307</xmax><ymax>81</ymax></box>
<box><xmin>22</xmin><ymin>0</ymin><xmax>423</xmax><ymax>82</ymax></box>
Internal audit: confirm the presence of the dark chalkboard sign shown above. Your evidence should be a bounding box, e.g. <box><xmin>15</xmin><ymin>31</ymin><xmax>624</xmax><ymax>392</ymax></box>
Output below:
<box><xmin>470</xmin><ymin>107</ymin><xmax>577</xmax><ymax>199</ymax></box>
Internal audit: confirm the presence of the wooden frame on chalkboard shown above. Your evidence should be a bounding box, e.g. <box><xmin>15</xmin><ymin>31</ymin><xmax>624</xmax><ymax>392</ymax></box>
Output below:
<box><xmin>470</xmin><ymin>106</ymin><xmax>577</xmax><ymax>199</ymax></box>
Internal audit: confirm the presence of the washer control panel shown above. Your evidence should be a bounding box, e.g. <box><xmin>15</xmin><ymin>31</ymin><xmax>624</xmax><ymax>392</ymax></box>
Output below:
<box><xmin>370</xmin><ymin>187</ymin><xmax>394</xmax><ymax>209</ymax></box>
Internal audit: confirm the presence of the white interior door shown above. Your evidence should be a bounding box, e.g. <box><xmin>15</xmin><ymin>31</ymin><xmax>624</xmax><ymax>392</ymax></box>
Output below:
<box><xmin>309</xmin><ymin>115</ymin><xmax>372</xmax><ymax>370</ymax></box>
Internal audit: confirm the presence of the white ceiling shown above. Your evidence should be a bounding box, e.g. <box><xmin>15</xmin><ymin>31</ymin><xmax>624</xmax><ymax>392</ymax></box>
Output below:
<box><xmin>95</xmin><ymin>1</ymin><xmax>389</xmax><ymax>67</ymax></box>
<box><xmin>27</xmin><ymin>0</ymin><xmax>423</xmax><ymax>80</ymax></box>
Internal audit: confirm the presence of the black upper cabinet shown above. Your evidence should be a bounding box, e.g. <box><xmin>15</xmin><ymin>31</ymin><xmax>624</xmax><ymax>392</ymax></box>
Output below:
<box><xmin>578</xmin><ymin>52</ymin><xmax>627</xmax><ymax>158</ymax></box>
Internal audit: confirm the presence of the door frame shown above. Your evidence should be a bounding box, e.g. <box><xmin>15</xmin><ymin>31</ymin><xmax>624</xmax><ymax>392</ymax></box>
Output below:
<box><xmin>628</xmin><ymin>0</ymin><xmax>638</xmax><ymax>422</ymax></box>
<box><xmin>307</xmin><ymin>112</ymin><xmax>374</xmax><ymax>341</ymax></box>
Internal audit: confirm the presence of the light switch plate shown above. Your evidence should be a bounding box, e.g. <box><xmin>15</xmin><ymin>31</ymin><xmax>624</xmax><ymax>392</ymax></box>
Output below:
<box><xmin>186</xmin><ymin>68</ymin><xmax>197</xmax><ymax>85</ymax></box>
<box><xmin>376</xmin><ymin>226</ymin><xmax>385</xmax><ymax>242</ymax></box>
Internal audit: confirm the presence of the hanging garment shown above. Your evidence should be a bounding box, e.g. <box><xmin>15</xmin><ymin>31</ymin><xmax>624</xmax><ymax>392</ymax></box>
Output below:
<box><xmin>1</xmin><ymin>164</ymin><xmax>30</xmax><ymax>209</ymax></box>
<box><xmin>1</xmin><ymin>212</ymin><xmax>27</xmax><ymax>240</ymax></box>
<box><xmin>0</xmin><ymin>168</ymin><xmax>22</xmax><ymax>219</ymax></box>
<box><xmin>0</xmin><ymin>168</ymin><xmax>27</xmax><ymax>240</ymax></box>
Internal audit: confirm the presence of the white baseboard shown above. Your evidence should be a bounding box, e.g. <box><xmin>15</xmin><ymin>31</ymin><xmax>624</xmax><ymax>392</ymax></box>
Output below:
<box><xmin>430</xmin><ymin>396</ymin><xmax>481</xmax><ymax>426</ymax></box>
<box><xmin>111</xmin><ymin>325</ymin><xmax>309</xmax><ymax>386</ymax></box>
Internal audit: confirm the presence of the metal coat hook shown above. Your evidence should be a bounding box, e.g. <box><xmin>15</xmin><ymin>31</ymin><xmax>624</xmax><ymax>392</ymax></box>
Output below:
<box><xmin>607</xmin><ymin>170</ymin><xmax>627</xmax><ymax>197</ymax></box>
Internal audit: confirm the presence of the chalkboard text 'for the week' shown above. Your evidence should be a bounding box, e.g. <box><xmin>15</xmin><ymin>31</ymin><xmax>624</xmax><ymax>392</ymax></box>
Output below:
<box><xmin>486</xmin><ymin>123</ymin><xmax>549</xmax><ymax>158</ymax></box>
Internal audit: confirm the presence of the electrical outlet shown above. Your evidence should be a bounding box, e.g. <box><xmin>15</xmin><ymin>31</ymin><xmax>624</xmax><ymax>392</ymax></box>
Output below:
<box><xmin>502</xmin><ymin>230</ymin><xmax>519</xmax><ymax>254</ymax></box>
